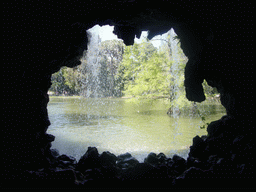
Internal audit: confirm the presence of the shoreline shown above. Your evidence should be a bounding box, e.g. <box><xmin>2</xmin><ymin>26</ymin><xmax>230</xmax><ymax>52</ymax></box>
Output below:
<box><xmin>48</xmin><ymin>95</ymin><xmax>222</xmax><ymax>106</ymax></box>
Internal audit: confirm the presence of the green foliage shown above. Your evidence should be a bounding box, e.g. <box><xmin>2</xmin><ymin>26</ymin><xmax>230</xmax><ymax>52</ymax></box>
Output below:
<box><xmin>99</xmin><ymin>40</ymin><xmax>125</xmax><ymax>97</ymax></box>
<box><xmin>202</xmin><ymin>80</ymin><xmax>219</xmax><ymax>98</ymax></box>
<box><xmin>119</xmin><ymin>40</ymin><xmax>173</xmax><ymax>98</ymax></box>
<box><xmin>196</xmin><ymin>107</ymin><xmax>210</xmax><ymax>129</ymax></box>
<box><xmin>49</xmin><ymin>32</ymin><xmax>219</xmax><ymax>110</ymax></box>
<box><xmin>49</xmin><ymin>66</ymin><xmax>81</xmax><ymax>95</ymax></box>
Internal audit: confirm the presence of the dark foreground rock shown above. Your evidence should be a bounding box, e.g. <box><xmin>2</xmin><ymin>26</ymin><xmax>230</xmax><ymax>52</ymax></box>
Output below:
<box><xmin>10</xmin><ymin>124</ymin><xmax>254</xmax><ymax>189</ymax></box>
<box><xmin>2</xmin><ymin>116</ymin><xmax>254</xmax><ymax>189</ymax></box>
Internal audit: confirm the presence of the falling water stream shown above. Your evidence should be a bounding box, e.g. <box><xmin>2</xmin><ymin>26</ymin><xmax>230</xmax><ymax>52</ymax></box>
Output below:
<box><xmin>169</xmin><ymin>28</ymin><xmax>182</xmax><ymax>148</ymax></box>
<box><xmin>47</xmin><ymin>27</ymin><xmax>226</xmax><ymax>162</ymax></box>
<box><xmin>84</xmin><ymin>29</ymin><xmax>102</xmax><ymax>98</ymax></box>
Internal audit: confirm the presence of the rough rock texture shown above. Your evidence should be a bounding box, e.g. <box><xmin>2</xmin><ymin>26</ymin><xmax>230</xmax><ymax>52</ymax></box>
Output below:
<box><xmin>3</xmin><ymin>0</ymin><xmax>254</xmax><ymax>188</ymax></box>
<box><xmin>9</xmin><ymin>143</ymin><xmax>253</xmax><ymax>188</ymax></box>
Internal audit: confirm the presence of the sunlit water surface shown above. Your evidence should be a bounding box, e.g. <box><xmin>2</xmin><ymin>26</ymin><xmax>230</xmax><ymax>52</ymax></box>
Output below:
<box><xmin>47</xmin><ymin>96</ymin><xmax>225</xmax><ymax>161</ymax></box>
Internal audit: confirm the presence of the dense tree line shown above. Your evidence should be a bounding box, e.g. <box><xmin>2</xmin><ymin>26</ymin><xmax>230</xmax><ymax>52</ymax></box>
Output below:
<box><xmin>49</xmin><ymin>34</ymin><xmax>218</xmax><ymax>102</ymax></box>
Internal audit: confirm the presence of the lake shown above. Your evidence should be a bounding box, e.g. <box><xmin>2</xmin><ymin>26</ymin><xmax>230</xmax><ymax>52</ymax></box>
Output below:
<box><xmin>47</xmin><ymin>96</ymin><xmax>226</xmax><ymax>161</ymax></box>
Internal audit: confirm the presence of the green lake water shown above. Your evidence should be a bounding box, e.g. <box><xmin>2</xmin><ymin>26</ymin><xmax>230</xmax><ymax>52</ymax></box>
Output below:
<box><xmin>47</xmin><ymin>96</ymin><xmax>226</xmax><ymax>161</ymax></box>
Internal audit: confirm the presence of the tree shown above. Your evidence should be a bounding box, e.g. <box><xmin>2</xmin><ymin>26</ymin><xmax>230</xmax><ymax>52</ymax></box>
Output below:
<box><xmin>62</xmin><ymin>67</ymin><xmax>81</xmax><ymax>95</ymax></box>
<box><xmin>49</xmin><ymin>28</ymin><xmax>218</xmax><ymax>103</ymax></box>
<box><xmin>49</xmin><ymin>66</ymin><xmax>82</xmax><ymax>95</ymax></box>
<box><xmin>50</xmin><ymin>67</ymin><xmax>66</xmax><ymax>94</ymax></box>
<box><xmin>119</xmin><ymin>40</ymin><xmax>171</xmax><ymax>98</ymax></box>
<box><xmin>99</xmin><ymin>40</ymin><xmax>124</xmax><ymax>97</ymax></box>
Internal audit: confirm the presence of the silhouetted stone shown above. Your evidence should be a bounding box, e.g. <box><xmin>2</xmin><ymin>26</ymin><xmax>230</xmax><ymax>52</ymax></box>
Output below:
<box><xmin>99</xmin><ymin>151</ymin><xmax>117</xmax><ymax>167</ymax></box>
<box><xmin>171</xmin><ymin>154</ymin><xmax>187</xmax><ymax>175</ymax></box>
<box><xmin>189</xmin><ymin>135</ymin><xmax>207</xmax><ymax>159</ymax></box>
<box><xmin>77</xmin><ymin>147</ymin><xmax>100</xmax><ymax>172</ymax></box>
<box><xmin>51</xmin><ymin>148</ymin><xmax>60</xmax><ymax>157</ymax></box>
<box><xmin>58</xmin><ymin>154</ymin><xmax>76</xmax><ymax>163</ymax></box>
<box><xmin>116</xmin><ymin>152</ymin><xmax>139</xmax><ymax>169</ymax></box>
<box><xmin>120</xmin><ymin>163</ymin><xmax>170</xmax><ymax>187</ymax></box>
<box><xmin>207</xmin><ymin>119</ymin><xmax>224</xmax><ymax>138</ymax></box>
<box><xmin>57</xmin><ymin>154</ymin><xmax>77</xmax><ymax>168</ymax></box>
<box><xmin>174</xmin><ymin>167</ymin><xmax>212</xmax><ymax>187</ymax></box>
<box><xmin>144</xmin><ymin>152</ymin><xmax>168</xmax><ymax>166</ymax></box>
<box><xmin>187</xmin><ymin>156</ymin><xmax>203</xmax><ymax>169</ymax></box>
<box><xmin>144</xmin><ymin>152</ymin><xmax>158</xmax><ymax>165</ymax></box>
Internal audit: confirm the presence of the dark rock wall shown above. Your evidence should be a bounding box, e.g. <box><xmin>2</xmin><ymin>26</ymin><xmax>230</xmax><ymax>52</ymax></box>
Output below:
<box><xmin>3</xmin><ymin>0</ymin><xmax>254</xmax><ymax>184</ymax></box>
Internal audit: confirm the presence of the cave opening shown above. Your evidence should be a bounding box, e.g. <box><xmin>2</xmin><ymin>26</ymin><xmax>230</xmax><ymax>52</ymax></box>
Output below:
<box><xmin>3</xmin><ymin>1</ymin><xmax>254</xmax><ymax>187</ymax></box>
<box><xmin>47</xmin><ymin>25</ymin><xmax>226</xmax><ymax>162</ymax></box>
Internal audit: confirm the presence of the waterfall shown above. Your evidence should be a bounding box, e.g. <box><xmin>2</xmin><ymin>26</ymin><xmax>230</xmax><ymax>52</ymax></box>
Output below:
<box><xmin>168</xmin><ymin>28</ymin><xmax>184</xmax><ymax>153</ymax></box>
<box><xmin>169</xmin><ymin>28</ymin><xmax>181</xmax><ymax>118</ymax></box>
<box><xmin>80</xmin><ymin>25</ymin><xmax>118</xmax><ymax>122</ymax></box>
<box><xmin>84</xmin><ymin>29</ymin><xmax>102</xmax><ymax>98</ymax></box>
<box><xmin>79</xmin><ymin>26</ymin><xmax>105</xmax><ymax>122</ymax></box>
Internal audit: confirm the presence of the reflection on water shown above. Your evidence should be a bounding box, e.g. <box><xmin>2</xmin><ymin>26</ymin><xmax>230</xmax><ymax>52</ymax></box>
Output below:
<box><xmin>47</xmin><ymin>96</ymin><xmax>226</xmax><ymax>161</ymax></box>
